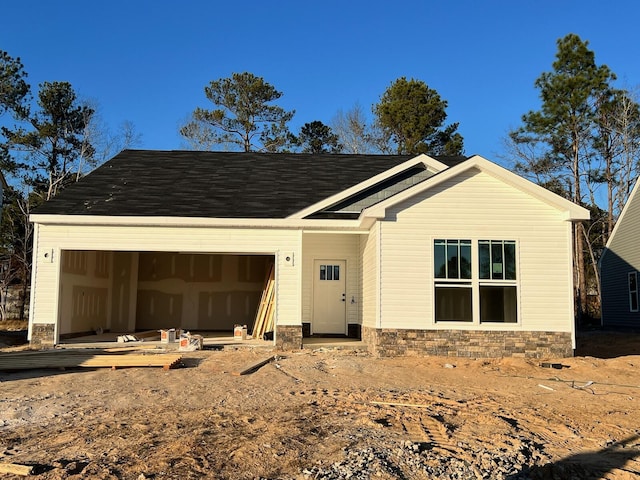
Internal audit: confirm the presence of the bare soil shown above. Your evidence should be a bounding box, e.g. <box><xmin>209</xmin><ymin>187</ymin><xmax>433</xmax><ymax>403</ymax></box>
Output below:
<box><xmin>0</xmin><ymin>329</ymin><xmax>639</xmax><ymax>479</ymax></box>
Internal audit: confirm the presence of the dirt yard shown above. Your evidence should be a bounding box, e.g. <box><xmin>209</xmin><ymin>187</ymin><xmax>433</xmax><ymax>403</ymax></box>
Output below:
<box><xmin>0</xmin><ymin>328</ymin><xmax>639</xmax><ymax>479</ymax></box>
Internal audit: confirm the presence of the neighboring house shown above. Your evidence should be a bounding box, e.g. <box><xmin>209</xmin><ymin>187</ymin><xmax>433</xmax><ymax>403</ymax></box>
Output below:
<box><xmin>600</xmin><ymin>178</ymin><xmax>640</xmax><ymax>328</ymax></box>
<box><xmin>28</xmin><ymin>150</ymin><xmax>589</xmax><ymax>357</ymax></box>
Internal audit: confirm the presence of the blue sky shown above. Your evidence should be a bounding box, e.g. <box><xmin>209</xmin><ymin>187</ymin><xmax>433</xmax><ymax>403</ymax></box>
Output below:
<box><xmin>2</xmin><ymin>0</ymin><xmax>639</xmax><ymax>161</ymax></box>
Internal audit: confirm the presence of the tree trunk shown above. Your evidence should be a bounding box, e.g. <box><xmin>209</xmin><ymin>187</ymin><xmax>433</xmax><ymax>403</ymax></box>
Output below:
<box><xmin>573</xmin><ymin>133</ymin><xmax>587</xmax><ymax>324</ymax></box>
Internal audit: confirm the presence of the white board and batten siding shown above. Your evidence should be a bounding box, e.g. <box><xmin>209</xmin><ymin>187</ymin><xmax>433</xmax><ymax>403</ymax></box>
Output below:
<box><xmin>301</xmin><ymin>233</ymin><xmax>361</xmax><ymax>330</ymax></box>
<box><xmin>29</xmin><ymin>224</ymin><xmax>303</xmax><ymax>330</ymax></box>
<box><xmin>378</xmin><ymin>168</ymin><xmax>575</xmax><ymax>333</ymax></box>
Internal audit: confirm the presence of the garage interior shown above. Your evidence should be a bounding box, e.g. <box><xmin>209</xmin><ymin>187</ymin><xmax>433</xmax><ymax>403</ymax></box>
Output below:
<box><xmin>57</xmin><ymin>250</ymin><xmax>274</xmax><ymax>342</ymax></box>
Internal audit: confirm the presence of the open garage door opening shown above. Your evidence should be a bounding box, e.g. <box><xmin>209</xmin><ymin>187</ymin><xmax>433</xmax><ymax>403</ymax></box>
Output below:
<box><xmin>58</xmin><ymin>250</ymin><xmax>274</xmax><ymax>342</ymax></box>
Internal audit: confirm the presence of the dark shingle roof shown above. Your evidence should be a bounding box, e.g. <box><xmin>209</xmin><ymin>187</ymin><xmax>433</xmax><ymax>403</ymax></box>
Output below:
<box><xmin>34</xmin><ymin>150</ymin><xmax>468</xmax><ymax>218</ymax></box>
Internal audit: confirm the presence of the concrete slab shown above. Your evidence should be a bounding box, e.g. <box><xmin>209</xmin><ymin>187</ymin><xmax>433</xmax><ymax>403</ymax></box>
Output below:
<box><xmin>302</xmin><ymin>337</ymin><xmax>367</xmax><ymax>351</ymax></box>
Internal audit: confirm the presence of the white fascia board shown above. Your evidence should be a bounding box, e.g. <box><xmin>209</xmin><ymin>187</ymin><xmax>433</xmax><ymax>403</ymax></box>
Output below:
<box><xmin>287</xmin><ymin>154</ymin><xmax>448</xmax><ymax>219</ymax></box>
<box><xmin>29</xmin><ymin>214</ymin><xmax>370</xmax><ymax>231</ymax></box>
<box><xmin>301</xmin><ymin>229</ymin><xmax>370</xmax><ymax>235</ymax></box>
<box><xmin>362</xmin><ymin>155</ymin><xmax>591</xmax><ymax>221</ymax></box>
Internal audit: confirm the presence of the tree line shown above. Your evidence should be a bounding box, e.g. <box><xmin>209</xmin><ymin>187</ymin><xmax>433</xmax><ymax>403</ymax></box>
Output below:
<box><xmin>178</xmin><ymin>71</ymin><xmax>464</xmax><ymax>155</ymax></box>
<box><xmin>2</xmin><ymin>32</ymin><xmax>640</xmax><ymax>323</ymax></box>
<box><xmin>0</xmin><ymin>51</ymin><xmax>140</xmax><ymax>320</ymax></box>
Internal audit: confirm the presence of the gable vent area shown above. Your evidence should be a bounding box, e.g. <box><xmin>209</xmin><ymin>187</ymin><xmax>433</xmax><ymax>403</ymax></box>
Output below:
<box><xmin>307</xmin><ymin>165</ymin><xmax>434</xmax><ymax>219</ymax></box>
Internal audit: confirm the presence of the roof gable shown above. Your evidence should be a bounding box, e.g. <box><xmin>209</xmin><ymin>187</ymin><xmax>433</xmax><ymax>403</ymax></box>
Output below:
<box><xmin>602</xmin><ymin>175</ymin><xmax>640</xmax><ymax>260</ymax></box>
<box><xmin>363</xmin><ymin>155</ymin><xmax>590</xmax><ymax>221</ymax></box>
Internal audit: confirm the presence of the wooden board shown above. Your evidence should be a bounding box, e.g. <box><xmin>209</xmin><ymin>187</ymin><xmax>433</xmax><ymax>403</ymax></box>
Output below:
<box><xmin>0</xmin><ymin>463</ymin><xmax>34</xmax><ymax>476</ymax></box>
<box><xmin>252</xmin><ymin>263</ymin><xmax>275</xmax><ymax>339</ymax></box>
<box><xmin>254</xmin><ymin>278</ymin><xmax>275</xmax><ymax>338</ymax></box>
<box><xmin>0</xmin><ymin>352</ymin><xmax>183</xmax><ymax>371</ymax></box>
<box><xmin>230</xmin><ymin>355</ymin><xmax>276</xmax><ymax>376</ymax></box>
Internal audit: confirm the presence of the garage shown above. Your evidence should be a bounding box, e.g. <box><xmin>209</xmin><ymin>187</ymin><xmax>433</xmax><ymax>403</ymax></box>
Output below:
<box><xmin>58</xmin><ymin>249</ymin><xmax>274</xmax><ymax>340</ymax></box>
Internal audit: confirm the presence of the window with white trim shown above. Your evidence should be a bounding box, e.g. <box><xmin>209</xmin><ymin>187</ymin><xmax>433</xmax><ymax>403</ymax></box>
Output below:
<box><xmin>434</xmin><ymin>239</ymin><xmax>472</xmax><ymax>322</ymax></box>
<box><xmin>434</xmin><ymin>239</ymin><xmax>519</xmax><ymax>324</ymax></box>
<box><xmin>629</xmin><ymin>272</ymin><xmax>639</xmax><ymax>312</ymax></box>
<box><xmin>479</xmin><ymin>240</ymin><xmax>517</xmax><ymax>323</ymax></box>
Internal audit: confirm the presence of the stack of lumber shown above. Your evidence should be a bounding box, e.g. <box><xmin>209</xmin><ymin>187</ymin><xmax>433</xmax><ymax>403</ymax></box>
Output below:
<box><xmin>252</xmin><ymin>263</ymin><xmax>275</xmax><ymax>339</ymax></box>
<box><xmin>0</xmin><ymin>350</ymin><xmax>182</xmax><ymax>371</ymax></box>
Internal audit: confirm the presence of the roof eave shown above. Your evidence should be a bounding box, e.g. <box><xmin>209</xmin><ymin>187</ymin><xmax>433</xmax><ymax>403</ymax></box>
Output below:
<box><xmin>29</xmin><ymin>213</ymin><xmax>372</xmax><ymax>231</ymax></box>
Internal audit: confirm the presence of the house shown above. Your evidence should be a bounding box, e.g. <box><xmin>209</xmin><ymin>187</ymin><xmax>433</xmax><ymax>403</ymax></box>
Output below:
<box><xmin>600</xmin><ymin>178</ymin><xmax>640</xmax><ymax>328</ymax></box>
<box><xmin>27</xmin><ymin>150</ymin><xmax>589</xmax><ymax>357</ymax></box>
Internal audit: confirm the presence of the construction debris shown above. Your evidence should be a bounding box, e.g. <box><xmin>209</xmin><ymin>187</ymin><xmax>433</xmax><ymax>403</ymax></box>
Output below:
<box><xmin>231</xmin><ymin>355</ymin><xmax>276</xmax><ymax>376</ymax></box>
<box><xmin>233</xmin><ymin>325</ymin><xmax>248</xmax><ymax>341</ymax></box>
<box><xmin>117</xmin><ymin>334</ymin><xmax>140</xmax><ymax>343</ymax></box>
<box><xmin>159</xmin><ymin>329</ymin><xmax>177</xmax><ymax>343</ymax></box>
<box><xmin>539</xmin><ymin>362</ymin><xmax>564</xmax><ymax>369</ymax></box>
<box><xmin>179</xmin><ymin>333</ymin><xmax>203</xmax><ymax>351</ymax></box>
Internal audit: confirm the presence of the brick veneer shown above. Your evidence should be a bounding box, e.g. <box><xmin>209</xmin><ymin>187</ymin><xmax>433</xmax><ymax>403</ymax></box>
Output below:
<box><xmin>276</xmin><ymin>325</ymin><xmax>303</xmax><ymax>351</ymax></box>
<box><xmin>30</xmin><ymin>324</ymin><xmax>55</xmax><ymax>347</ymax></box>
<box><xmin>362</xmin><ymin>326</ymin><xmax>573</xmax><ymax>358</ymax></box>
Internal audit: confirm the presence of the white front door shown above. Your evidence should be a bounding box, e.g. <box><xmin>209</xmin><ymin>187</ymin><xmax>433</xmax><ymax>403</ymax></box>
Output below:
<box><xmin>313</xmin><ymin>260</ymin><xmax>346</xmax><ymax>334</ymax></box>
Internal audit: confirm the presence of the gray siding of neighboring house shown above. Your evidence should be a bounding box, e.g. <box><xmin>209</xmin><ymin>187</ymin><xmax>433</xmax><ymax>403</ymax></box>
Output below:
<box><xmin>601</xmin><ymin>181</ymin><xmax>640</xmax><ymax>327</ymax></box>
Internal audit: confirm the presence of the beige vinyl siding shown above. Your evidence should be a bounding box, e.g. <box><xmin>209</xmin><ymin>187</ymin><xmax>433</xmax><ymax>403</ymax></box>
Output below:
<box><xmin>301</xmin><ymin>233</ymin><xmax>360</xmax><ymax>328</ymax></box>
<box><xmin>30</xmin><ymin>224</ymin><xmax>302</xmax><ymax>330</ymax></box>
<box><xmin>602</xmin><ymin>181</ymin><xmax>640</xmax><ymax>326</ymax></box>
<box><xmin>29</xmin><ymin>223</ymin><xmax>61</xmax><ymax>328</ymax></box>
<box><xmin>360</xmin><ymin>223</ymin><xmax>379</xmax><ymax>328</ymax></box>
<box><xmin>379</xmin><ymin>168</ymin><xmax>574</xmax><ymax>332</ymax></box>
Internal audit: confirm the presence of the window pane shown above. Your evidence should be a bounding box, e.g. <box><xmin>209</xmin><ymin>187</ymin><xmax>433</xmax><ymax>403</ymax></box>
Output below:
<box><xmin>447</xmin><ymin>241</ymin><xmax>459</xmax><ymax>279</ymax></box>
<box><xmin>333</xmin><ymin>265</ymin><xmax>340</xmax><ymax>281</ymax></box>
<box><xmin>491</xmin><ymin>241</ymin><xmax>503</xmax><ymax>279</ymax></box>
<box><xmin>460</xmin><ymin>243</ymin><xmax>472</xmax><ymax>279</ymax></box>
<box><xmin>630</xmin><ymin>272</ymin><xmax>638</xmax><ymax>311</ymax></box>
<box><xmin>480</xmin><ymin>286</ymin><xmax>517</xmax><ymax>323</ymax></box>
<box><xmin>320</xmin><ymin>265</ymin><xmax>326</xmax><ymax>280</ymax></box>
<box><xmin>434</xmin><ymin>241</ymin><xmax>446</xmax><ymax>278</ymax></box>
<box><xmin>435</xmin><ymin>286</ymin><xmax>472</xmax><ymax>322</ymax></box>
<box><xmin>479</xmin><ymin>241</ymin><xmax>490</xmax><ymax>279</ymax></box>
<box><xmin>504</xmin><ymin>242</ymin><xmax>516</xmax><ymax>280</ymax></box>
<box><xmin>327</xmin><ymin>265</ymin><xmax>333</xmax><ymax>280</ymax></box>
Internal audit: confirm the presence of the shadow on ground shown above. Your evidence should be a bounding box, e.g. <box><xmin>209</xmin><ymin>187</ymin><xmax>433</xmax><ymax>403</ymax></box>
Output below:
<box><xmin>575</xmin><ymin>329</ymin><xmax>640</xmax><ymax>358</ymax></box>
<box><xmin>508</xmin><ymin>435</ymin><xmax>640</xmax><ymax>479</ymax></box>
<box><xmin>0</xmin><ymin>329</ymin><xmax>28</xmax><ymax>347</ymax></box>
